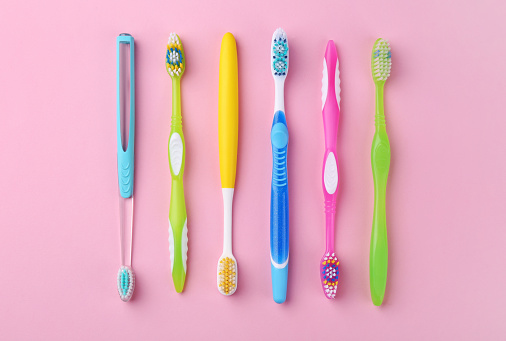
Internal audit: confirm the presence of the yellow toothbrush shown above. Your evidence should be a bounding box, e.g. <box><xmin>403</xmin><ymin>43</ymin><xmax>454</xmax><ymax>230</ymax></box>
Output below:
<box><xmin>216</xmin><ymin>32</ymin><xmax>239</xmax><ymax>296</ymax></box>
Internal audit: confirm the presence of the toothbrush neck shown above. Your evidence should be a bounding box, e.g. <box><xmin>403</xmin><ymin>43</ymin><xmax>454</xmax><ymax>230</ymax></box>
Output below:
<box><xmin>172</xmin><ymin>78</ymin><xmax>181</xmax><ymax>119</ymax></box>
<box><xmin>274</xmin><ymin>80</ymin><xmax>285</xmax><ymax>113</ymax></box>
<box><xmin>375</xmin><ymin>84</ymin><xmax>386</xmax><ymax>131</ymax></box>
<box><xmin>222</xmin><ymin>188</ymin><xmax>234</xmax><ymax>254</ymax></box>
<box><xmin>325</xmin><ymin>207</ymin><xmax>336</xmax><ymax>252</ymax></box>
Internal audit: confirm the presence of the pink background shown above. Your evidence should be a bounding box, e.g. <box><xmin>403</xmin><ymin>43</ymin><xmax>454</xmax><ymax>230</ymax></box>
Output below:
<box><xmin>1</xmin><ymin>0</ymin><xmax>505</xmax><ymax>339</ymax></box>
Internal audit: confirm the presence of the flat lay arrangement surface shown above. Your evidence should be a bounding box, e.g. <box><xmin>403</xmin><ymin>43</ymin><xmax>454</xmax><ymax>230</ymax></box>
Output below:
<box><xmin>1</xmin><ymin>0</ymin><xmax>506</xmax><ymax>340</ymax></box>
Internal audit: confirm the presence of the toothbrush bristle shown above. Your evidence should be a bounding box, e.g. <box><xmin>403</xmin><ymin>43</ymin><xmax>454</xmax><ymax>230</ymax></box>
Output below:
<box><xmin>166</xmin><ymin>32</ymin><xmax>185</xmax><ymax>78</ymax></box>
<box><xmin>217</xmin><ymin>257</ymin><xmax>237</xmax><ymax>295</ymax></box>
<box><xmin>271</xmin><ymin>28</ymin><xmax>289</xmax><ymax>77</ymax></box>
<box><xmin>320</xmin><ymin>252</ymin><xmax>339</xmax><ymax>299</ymax></box>
<box><xmin>371</xmin><ymin>38</ymin><xmax>391</xmax><ymax>82</ymax></box>
<box><xmin>117</xmin><ymin>265</ymin><xmax>135</xmax><ymax>302</ymax></box>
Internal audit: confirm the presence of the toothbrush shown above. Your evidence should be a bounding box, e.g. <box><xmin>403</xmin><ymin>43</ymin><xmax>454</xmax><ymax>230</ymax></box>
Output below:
<box><xmin>166</xmin><ymin>33</ymin><xmax>188</xmax><ymax>293</ymax></box>
<box><xmin>320</xmin><ymin>40</ymin><xmax>340</xmax><ymax>299</ymax></box>
<box><xmin>216</xmin><ymin>33</ymin><xmax>239</xmax><ymax>296</ymax></box>
<box><xmin>116</xmin><ymin>33</ymin><xmax>135</xmax><ymax>302</ymax></box>
<box><xmin>370</xmin><ymin>38</ymin><xmax>392</xmax><ymax>306</ymax></box>
<box><xmin>270</xmin><ymin>28</ymin><xmax>289</xmax><ymax>304</ymax></box>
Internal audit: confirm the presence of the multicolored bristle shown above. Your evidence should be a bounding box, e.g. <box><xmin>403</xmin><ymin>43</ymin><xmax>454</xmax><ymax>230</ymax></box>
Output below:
<box><xmin>371</xmin><ymin>38</ymin><xmax>391</xmax><ymax>83</ymax></box>
<box><xmin>218</xmin><ymin>256</ymin><xmax>237</xmax><ymax>296</ymax></box>
<box><xmin>271</xmin><ymin>28</ymin><xmax>289</xmax><ymax>77</ymax></box>
<box><xmin>166</xmin><ymin>33</ymin><xmax>185</xmax><ymax>78</ymax></box>
<box><xmin>320</xmin><ymin>252</ymin><xmax>339</xmax><ymax>299</ymax></box>
<box><xmin>117</xmin><ymin>265</ymin><xmax>135</xmax><ymax>302</ymax></box>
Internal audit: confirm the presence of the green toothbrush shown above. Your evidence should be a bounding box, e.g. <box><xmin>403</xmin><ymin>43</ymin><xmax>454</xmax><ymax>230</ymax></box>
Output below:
<box><xmin>370</xmin><ymin>38</ymin><xmax>391</xmax><ymax>306</ymax></box>
<box><xmin>166</xmin><ymin>33</ymin><xmax>187</xmax><ymax>293</ymax></box>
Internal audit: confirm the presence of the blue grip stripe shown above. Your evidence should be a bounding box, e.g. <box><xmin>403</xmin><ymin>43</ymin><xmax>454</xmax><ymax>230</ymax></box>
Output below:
<box><xmin>270</xmin><ymin>111</ymin><xmax>289</xmax><ymax>265</ymax></box>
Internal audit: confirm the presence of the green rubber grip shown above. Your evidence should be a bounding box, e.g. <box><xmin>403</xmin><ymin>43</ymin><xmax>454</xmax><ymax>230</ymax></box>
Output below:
<box><xmin>168</xmin><ymin>78</ymin><xmax>188</xmax><ymax>293</ymax></box>
<box><xmin>370</xmin><ymin>84</ymin><xmax>390</xmax><ymax>306</ymax></box>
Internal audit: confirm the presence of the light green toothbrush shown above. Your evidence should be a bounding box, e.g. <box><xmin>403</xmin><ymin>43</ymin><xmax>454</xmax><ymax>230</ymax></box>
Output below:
<box><xmin>166</xmin><ymin>32</ymin><xmax>187</xmax><ymax>293</ymax></box>
<box><xmin>370</xmin><ymin>38</ymin><xmax>391</xmax><ymax>306</ymax></box>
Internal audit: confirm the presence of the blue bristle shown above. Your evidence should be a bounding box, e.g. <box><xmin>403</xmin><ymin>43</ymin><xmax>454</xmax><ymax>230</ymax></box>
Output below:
<box><xmin>121</xmin><ymin>269</ymin><xmax>130</xmax><ymax>295</ymax></box>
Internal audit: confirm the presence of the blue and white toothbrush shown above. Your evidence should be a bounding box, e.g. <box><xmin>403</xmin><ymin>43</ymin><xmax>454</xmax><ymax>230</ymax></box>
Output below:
<box><xmin>116</xmin><ymin>33</ymin><xmax>135</xmax><ymax>302</ymax></box>
<box><xmin>270</xmin><ymin>28</ymin><xmax>289</xmax><ymax>304</ymax></box>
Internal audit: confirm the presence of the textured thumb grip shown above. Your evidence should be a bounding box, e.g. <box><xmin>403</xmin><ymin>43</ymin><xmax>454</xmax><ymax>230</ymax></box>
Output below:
<box><xmin>118</xmin><ymin>150</ymin><xmax>134</xmax><ymax>198</ymax></box>
<box><xmin>270</xmin><ymin>111</ymin><xmax>289</xmax><ymax>304</ymax></box>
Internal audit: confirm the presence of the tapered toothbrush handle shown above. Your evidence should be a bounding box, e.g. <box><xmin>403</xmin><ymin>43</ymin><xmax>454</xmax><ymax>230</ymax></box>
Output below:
<box><xmin>168</xmin><ymin>77</ymin><xmax>188</xmax><ymax>293</ymax></box>
<box><xmin>322</xmin><ymin>40</ymin><xmax>340</xmax><ymax>253</ymax></box>
<box><xmin>270</xmin><ymin>111</ymin><xmax>289</xmax><ymax>304</ymax></box>
<box><xmin>168</xmin><ymin>130</ymin><xmax>188</xmax><ymax>293</ymax></box>
<box><xmin>370</xmin><ymin>126</ymin><xmax>390</xmax><ymax>306</ymax></box>
<box><xmin>218</xmin><ymin>33</ymin><xmax>238</xmax><ymax>190</ymax></box>
<box><xmin>116</xmin><ymin>34</ymin><xmax>135</xmax><ymax>199</ymax></box>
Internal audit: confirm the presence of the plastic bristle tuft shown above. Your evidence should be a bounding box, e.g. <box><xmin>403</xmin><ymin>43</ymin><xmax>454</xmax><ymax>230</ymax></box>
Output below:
<box><xmin>371</xmin><ymin>39</ymin><xmax>391</xmax><ymax>82</ymax></box>
<box><xmin>320</xmin><ymin>252</ymin><xmax>339</xmax><ymax>299</ymax></box>
<box><xmin>117</xmin><ymin>266</ymin><xmax>135</xmax><ymax>302</ymax></box>
<box><xmin>271</xmin><ymin>28</ymin><xmax>289</xmax><ymax>77</ymax></box>
<box><xmin>166</xmin><ymin>32</ymin><xmax>185</xmax><ymax>78</ymax></box>
<box><xmin>218</xmin><ymin>257</ymin><xmax>237</xmax><ymax>296</ymax></box>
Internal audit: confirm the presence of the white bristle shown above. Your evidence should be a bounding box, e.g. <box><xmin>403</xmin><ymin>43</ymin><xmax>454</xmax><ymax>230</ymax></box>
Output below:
<box><xmin>168</xmin><ymin>32</ymin><xmax>180</xmax><ymax>45</ymax></box>
<box><xmin>117</xmin><ymin>265</ymin><xmax>135</xmax><ymax>302</ymax></box>
<box><xmin>271</xmin><ymin>27</ymin><xmax>289</xmax><ymax>78</ymax></box>
<box><xmin>372</xmin><ymin>39</ymin><xmax>391</xmax><ymax>82</ymax></box>
<box><xmin>321</xmin><ymin>253</ymin><xmax>339</xmax><ymax>299</ymax></box>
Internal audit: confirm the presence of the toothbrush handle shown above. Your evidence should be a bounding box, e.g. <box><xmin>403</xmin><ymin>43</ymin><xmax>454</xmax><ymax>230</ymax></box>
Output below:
<box><xmin>116</xmin><ymin>35</ymin><xmax>135</xmax><ymax>199</ymax></box>
<box><xmin>168</xmin><ymin>78</ymin><xmax>187</xmax><ymax>293</ymax></box>
<box><xmin>370</xmin><ymin>126</ymin><xmax>390</xmax><ymax>306</ymax></box>
<box><xmin>322</xmin><ymin>40</ymin><xmax>340</xmax><ymax>250</ymax></box>
<box><xmin>218</xmin><ymin>33</ymin><xmax>238</xmax><ymax>189</ymax></box>
<box><xmin>322</xmin><ymin>103</ymin><xmax>340</xmax><ymax>251</ymax></box>
<box><xmin>270</xmin><ymin>111</ymin><xmax>289</xmax><ymax>304</ymax></box>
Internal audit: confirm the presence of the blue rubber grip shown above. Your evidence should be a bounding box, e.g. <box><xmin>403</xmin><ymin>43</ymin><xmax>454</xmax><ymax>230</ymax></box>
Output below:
<box><xmin>116</xmin><ymin>34</ymin><xmax>135</xmax><ymax>199</ymax></box>
<box><xmin>270</xmin><ymin>111</ymin><xmax>289</xmax><ymax>304</ymax></box>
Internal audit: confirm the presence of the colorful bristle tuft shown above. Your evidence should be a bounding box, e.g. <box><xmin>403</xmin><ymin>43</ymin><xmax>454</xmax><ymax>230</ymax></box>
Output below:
<box><xmin>371</xmin><ymin>38</ymin><xmax>391</xmax><ymax>83</ymax></box>
<box><xmin>320</xmin><ymin>252</ymin><xmax>339</xmax><ymax>299</ymax></box>
<box><xmin>218</xmin><ymin>257</ymin><xmax>237</xmax><ymax>296</ymax></box>
<box><xmin>166</xmin><ymin>33</ymin><xmax>185</xmax><ymax>78</ymax></box>
<box><xmin>271</xmin><ymin>28</ymin><xmax>289</xmax><ymax>77</ymax></box>
<box><xmin>117</xmin><ymin>265</ymin><xmax>135</xmax><ymax>302</ymax></box>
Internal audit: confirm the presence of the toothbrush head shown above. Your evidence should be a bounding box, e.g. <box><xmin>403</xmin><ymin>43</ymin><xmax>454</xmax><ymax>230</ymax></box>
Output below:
<box><xmin>371</xmin><ymin>38</ymin><xmax>391</xmax><ymax>84</ymax></box>
<box><xmin>320</xmin><ymin>252</ymin><xmax>339</xmax><ymax>299</ymax></box>
<box><xmin>166</xmin><ymin>33</ymin><xmax>185</xmax><ymax>79</ymax></box>
<box><xmin>117</xmin><ymin>265</ymin><xmax>135</xmax><ymax>302</ymax></box>
<box><xmin>217</xmin><ymin>255</ymin><xmax>237</xmax><ymax>296</ymax></box>
<box><xmin>271</xmin><ymin>28</ymin><xmax>289</xmax><ymax>79</ymax></box>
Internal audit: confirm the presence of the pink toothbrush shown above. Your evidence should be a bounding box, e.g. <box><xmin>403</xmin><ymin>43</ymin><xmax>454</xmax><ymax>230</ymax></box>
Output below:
<box><xmin>320</xmin><ymin>40</ymin><xmax>340</xmax><ymax>299</ymax></box>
